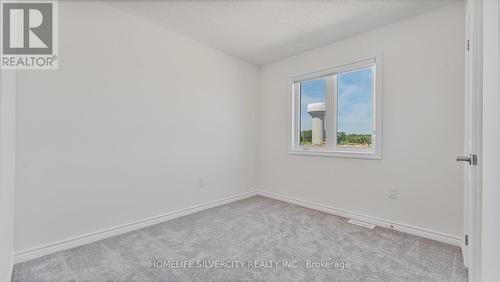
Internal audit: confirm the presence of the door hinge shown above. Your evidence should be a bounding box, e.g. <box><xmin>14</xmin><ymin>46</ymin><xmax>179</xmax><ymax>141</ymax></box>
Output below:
<box><xmin>466</xmin><ymin>40</ymin><xmax>470</xmax><ymax>51</ymax></box>
<box><xmin>465</xmin><ymin>235</ymin><xmax>469</xmax><ymax>246</ymax></box>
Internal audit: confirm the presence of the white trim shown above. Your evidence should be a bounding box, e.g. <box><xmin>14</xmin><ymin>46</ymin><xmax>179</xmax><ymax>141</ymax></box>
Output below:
<box><xmin>480</xmin><ymin>0</ymin><xmax>500</xmax><ymax>281</ymax></box>
<box><xmin>7</xmin><ymin>264</ymin><xmax>13</xmax><ymax>282</ymax></box>
<box><xmin>288</xmin><ymin>149</ymin><xmax>382</xmax><ymax>160</ymax></box>
<box><xmin>14</xmin><ymin>191</ymin><xmax>258</xmax><ymax>263</ymax></box>
<box><xmin>256</xmin><ymin>190</ymin><xmax>462</xmax><ymax>247</ymax></box>
<box><xmin>290</xmin><ymin>57</ymin><xmax>376</xmax><ymax>82</ymax></box>
<box><xmin>0</xmin><ymin>69</ymin><xmax>16</xmax><ymax>281</ymax></box>
<box><xmin>463</xmin><ymin>0</ymin><xmax>483</xmax><ymax>279</ymax></box>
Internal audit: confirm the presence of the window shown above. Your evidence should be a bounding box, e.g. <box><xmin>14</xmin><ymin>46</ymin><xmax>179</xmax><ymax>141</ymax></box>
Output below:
<box><xmin>299</xmin><ymin>77</ymin><xmax>327</xmax><ymax>147</ymax></box>
<box><xmin>290</xmin><ymin>57</ymin><xmax>382</xmax><ymax>159</ymax></box>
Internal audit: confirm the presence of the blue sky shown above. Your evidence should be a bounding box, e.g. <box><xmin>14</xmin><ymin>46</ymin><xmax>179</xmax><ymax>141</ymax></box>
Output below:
<box><xmin>300</xmin><ymin>67</ymin><xmax>373</xmax><ymax>134</ymax></box>
<box><xmin>300</xmin><ymin>78</ymin><xmax>326</xmax><ymax>131</ymax></box>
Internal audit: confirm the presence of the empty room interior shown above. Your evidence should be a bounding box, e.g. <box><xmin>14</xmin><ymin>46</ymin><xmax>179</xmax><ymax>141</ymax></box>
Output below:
<box><xmin>1</xmin><ymin>0</ymin><xmax>500</xmax><ymax>281</ymax></box>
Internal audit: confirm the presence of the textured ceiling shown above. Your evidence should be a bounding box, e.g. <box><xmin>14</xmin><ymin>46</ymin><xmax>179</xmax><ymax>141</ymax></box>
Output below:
<box><xmin>108</xmin><ymin>0</ymin><xmax>456</xmax><ymax>66</ymax></box>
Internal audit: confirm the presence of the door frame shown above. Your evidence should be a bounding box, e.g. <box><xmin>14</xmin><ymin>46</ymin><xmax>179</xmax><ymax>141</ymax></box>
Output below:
<box><xmin>463</xmin><ymin>0</ymin><xmax>483</xmax><ymax>281</ymax></box>
<box><xmin>480</xmin><ymin>0</ymin><xmax>500</xmax><ymax>280</ymax></box>
<box><xmin>0</xmin><ymin>69</ymin><xmax>17</xmax><ymax>280</ymax></box>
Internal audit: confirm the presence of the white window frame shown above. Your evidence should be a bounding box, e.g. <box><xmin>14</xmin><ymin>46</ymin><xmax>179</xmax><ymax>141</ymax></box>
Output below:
<box><xmin>289</xmin><ymin>55</ymin><xmax>383</xmax><ymax>160</ymax></box>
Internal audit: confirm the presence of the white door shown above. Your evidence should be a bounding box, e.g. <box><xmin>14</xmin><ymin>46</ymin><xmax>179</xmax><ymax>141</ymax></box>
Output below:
<box><xmin>460</xmin><ymin>0</ymin><xmax>482</xmax><ymax>278</ymax></box>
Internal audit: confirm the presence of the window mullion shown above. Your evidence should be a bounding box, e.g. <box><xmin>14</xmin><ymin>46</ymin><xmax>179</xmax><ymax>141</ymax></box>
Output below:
<box><xmin>331</xmin><ymin>75</ymin><xmax>338</xmax><ymax>150</ymax></box>
<box><xmin>324</xmin><ymin>76</ymin><xmax>334</xmax><ymax>149</ymax></box>
<box><xmin>371</xmin><ymin>64</ymin><xmax>377</xmax><ymax>153</ymax></box>
<box><xmin>293</xmin><ymin>82</ymin><xmax>301</xmax><ymax>148</ymax></box>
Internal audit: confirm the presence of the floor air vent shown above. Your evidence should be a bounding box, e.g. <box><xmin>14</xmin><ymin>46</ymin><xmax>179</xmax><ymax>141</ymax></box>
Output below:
<box><xmin>348</xmin><ymin>219</ymin><xmax>375</xmax><ymax>229</ymax></box>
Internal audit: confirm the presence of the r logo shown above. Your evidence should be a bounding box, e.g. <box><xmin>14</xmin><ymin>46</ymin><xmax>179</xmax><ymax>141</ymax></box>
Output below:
<box><xmin>2</xmin><ymin>2</ymin><xmax>53</xmax><ymax>55</ymax></box>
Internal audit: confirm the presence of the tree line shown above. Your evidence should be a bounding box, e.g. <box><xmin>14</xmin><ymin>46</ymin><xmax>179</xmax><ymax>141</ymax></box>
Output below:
<box><xmin>301</xmin><ymin>130</ymin><xmax>371</xmax><ymax>145</ymax></box>
<box><xmin>336</xmin><ymin>131</ymin><xmax>371</xmax><ymax>145</ymax></box>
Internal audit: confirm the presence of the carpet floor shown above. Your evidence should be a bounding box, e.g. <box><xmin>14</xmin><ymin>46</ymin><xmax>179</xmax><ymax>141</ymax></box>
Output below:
<box><xmin>12</xmin><ymin>196</ymin><xmax>467</xmax><ymax>281</ymax></box>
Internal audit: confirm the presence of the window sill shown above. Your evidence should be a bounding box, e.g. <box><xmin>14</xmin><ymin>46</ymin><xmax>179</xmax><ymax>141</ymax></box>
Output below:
<box><xmin>288</xmin><ymin>148</ymin><xmax>382</xmax><ymax>160</ymax></box>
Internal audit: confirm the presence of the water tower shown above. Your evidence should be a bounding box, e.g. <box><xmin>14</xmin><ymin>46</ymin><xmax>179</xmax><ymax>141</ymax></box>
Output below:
<box><xmin>307</xmin><ymin>103</ymin><xmax>325</xmax><ymax>145</ymax></box>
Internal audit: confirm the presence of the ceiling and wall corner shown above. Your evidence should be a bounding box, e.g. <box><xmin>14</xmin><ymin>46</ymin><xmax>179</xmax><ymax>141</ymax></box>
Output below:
<box><xmin>108</xmin><ymin>0</ymin><xmax>457</xmax><ymax>66</ymax></box>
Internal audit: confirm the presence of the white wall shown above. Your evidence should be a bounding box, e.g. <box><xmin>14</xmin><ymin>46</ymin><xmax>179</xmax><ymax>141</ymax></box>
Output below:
<box><xmin>258</xmin><ymin>2</ymin><xmax>465</xmax><ymax>238</ymax></box>
<box><xmin>14</xmin><ymin>1</ymin><xmax>259</xmax><ymax>252</ymax></box>
<box><xmin>481</xmin><ymin>0</ymin><xmax>500</xmax><ymax>280</ymax></box>
<box><xmin>0</xmin><ymin>70</ymin><xmax>16</xmax><ymax>280</ymax></box>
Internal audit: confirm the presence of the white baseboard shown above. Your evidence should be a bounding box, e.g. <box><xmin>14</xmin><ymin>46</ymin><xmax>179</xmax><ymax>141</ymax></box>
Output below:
<box><xmin>256</xmin><ymin>190</ymin><xmax>462</xmax><ymax>247</ymax></box>
<box><xmin>461</xmin><ymin>244</ymin><xmax>468</xmax><ymax>268</ymax></box>
<box><xmin>7</xmin><ymin>256</ymin><xmax>13</xmax><ymax>282</ymax></box>
<box><xmin>14</xmin><ymin>190</ymin><xmax>258</xmax><ymax>263</ymax></box>
<box><xmin>15</xmin><ymin>189</ymin><xmax>463</xmax><ymax>264</ymax></box>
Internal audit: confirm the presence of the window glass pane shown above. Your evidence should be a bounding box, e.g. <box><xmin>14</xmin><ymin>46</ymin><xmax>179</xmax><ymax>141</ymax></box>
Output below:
<box><xmin>300</xmin><ymin>78</ymin><xmax>326</xmax><ymax>147</ymax></box>
<box><xmin>337</xmin><ymin>67</ymin><xmax>373</xmax><ymax>148</ymax></box>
